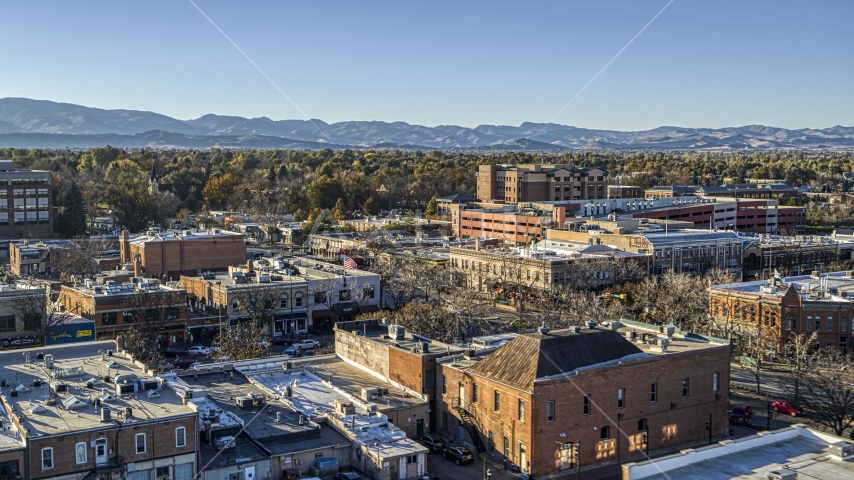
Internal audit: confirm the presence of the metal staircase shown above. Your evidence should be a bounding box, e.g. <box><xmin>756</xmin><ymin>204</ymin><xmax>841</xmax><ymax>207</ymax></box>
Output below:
<box><xmin>453</xmin><ymin>398</ymin><xmax>487</xmax><ymax>454</ymax></box>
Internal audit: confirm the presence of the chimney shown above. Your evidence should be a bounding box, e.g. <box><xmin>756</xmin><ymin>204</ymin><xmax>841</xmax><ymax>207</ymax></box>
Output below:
<box><xmin>204</xmin><ymin>421</ymin><xmax>212</xmax><ymax>444</ymax></box>
<box><xmin>134</xmin><ymin>260</ymin><xmax>142</xmax><ymax>278</ymax></box>
<box><xmin>120</xmin><ymin>230</ymin><xmax>130</xmax><ymax>262</ymax></box>
<box><xmin>475</xmin><ymin>238</ymin><xmax>481</xmax><ymax>251</ymax></box>
<box><xmin>246</xmin><ymin>260</ymin><xmax>253</xmax><ymax>273</ymax></box>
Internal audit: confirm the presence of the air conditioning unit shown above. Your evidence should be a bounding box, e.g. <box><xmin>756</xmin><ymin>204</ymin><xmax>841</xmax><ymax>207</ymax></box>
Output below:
<box><xmin>766</xmin><ymin>469</ymin><xmax>796</xmax><ymax>480</ymax></box>
<box><xmin>361</xmin><ymin>387</ymin><xmax>380</xmax><ymax>401</ymax></box>
<box><xmin>215</xmin><ymin>436</ymin><xmax>235</xmax><ymax>450</ymax></box>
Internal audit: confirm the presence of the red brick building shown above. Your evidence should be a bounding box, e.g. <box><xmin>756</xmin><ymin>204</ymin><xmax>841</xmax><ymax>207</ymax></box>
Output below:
<box><xmin>120</xmin><ymin>228</ymin><xmax>247</xmax><ymax>281</ymax></box>
<box><xmin>436</xmin><ymin>321</ymin><xmax>731</xmax><ymax>478</ymax></box>
<box><xmin>57</xmin><ymin>280</ymin><xmax>189</xmax><ymax>346</ymax></box>
<box><xmin>0</xmin><ymin>341</ymin><xmax>198</xmax><ymax>480</ymax></box>
<box><xmin>477</xmin><ymin>164</ymin><xmax>607</xmax><ymax>203</ymax></box>
<box><xmin>709</xmin><ymin>271</ymin><xmax>854</xmax><ymax>353</ymax></box>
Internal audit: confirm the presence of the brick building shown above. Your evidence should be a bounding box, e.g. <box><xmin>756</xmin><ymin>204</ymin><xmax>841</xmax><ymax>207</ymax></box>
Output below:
<box><xmin>56</xmin><ymin>280</ymin><xmax>188</xmax><ymax>346</ymax></box>
<box><xmin>0</xmin><ymin>282</ymin><xmax>45</xmax><ymax>348</ymax></box>
<box><xmin>120</xmin><ymin>228</ymin><xmax>246</xmax><ymax>281</ymax></box>
<box><xmin>0</xmin><ymin>160</ymin><xmax>55</xmax><ymax>263</ymax></box>
<box><xmin>334</xmin><ymin>320</ymin><xmax>467</xmax><ymax>435</ymax></box>
<box><xmin>9</xmin><ymin>239</ymin><xmax>121</xmax><ymax>276</ymax></box>
<box><xmin>608</xmin><ymin>186</ymin><xmax>644</xmax><ymax>199</ymax></box>
<box><xmin>0</xmin><ymin>341</ymin><xmax>198</xmax><ymax>480</ymax></box>
<box><xmin>742</xmin><ymin>235</ymin><xmax>839</xmax><ymax>279</ymax></box>
<box><xmin>477</xmin><ymin>164</ymin><xmax>607</xmax><ymax>203</ymax></box>
<box><xmin>436</xmin><ymin>321</ymin><xmax>731</xmax><ymax>478</ymax></box>
<box><xmin>709</xmin><ymin>271</ymin><xmax>854</xmax><ymax>353</ymax></box>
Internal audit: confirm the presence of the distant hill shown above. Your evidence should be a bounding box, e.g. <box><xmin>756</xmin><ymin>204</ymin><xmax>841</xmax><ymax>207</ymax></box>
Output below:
<box><xmin>0</xmin><ymin>97</ymin><xmax>852</xmax><ymax>151</ymax></box>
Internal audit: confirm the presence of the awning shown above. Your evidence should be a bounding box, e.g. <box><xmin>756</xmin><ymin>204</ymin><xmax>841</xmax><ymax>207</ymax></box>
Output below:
<box><xmin>312</xmin><ymin>309</ymin><xmax>333</xmax><ymax>319</ymax></box>
<box><xmin>360</xmin><ymin>305</ymin><xmax>379</xmax><ymax>313</ymax></box>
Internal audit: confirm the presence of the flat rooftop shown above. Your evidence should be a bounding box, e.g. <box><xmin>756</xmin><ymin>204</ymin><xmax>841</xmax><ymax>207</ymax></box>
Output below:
<box><xmin>0</xmin><ymin>341</ymin><xmax>197</xmax><ymax>438</ymax></box>
<box><xmin>626</xmin><ymin>425</ymin><xmax>854</xmax><ymax>480</ymax></box>
<box><xmin>128</xmin><ymin>228</ymin><xmax>245</xmax><ymax>243</ymax></box>
<box><xmin>361</xmin><ymin>329</ymin><xmax>466</xmax><ymax>358</ymax></box>
<box><xmin>713</xmin><ymin>270</ymin><xmax>854</xmax><ymax>303</ymax></box>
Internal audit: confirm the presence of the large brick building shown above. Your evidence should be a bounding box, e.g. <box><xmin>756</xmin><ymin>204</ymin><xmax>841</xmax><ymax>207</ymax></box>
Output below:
<box><xmin>120</xmin><ymin>228</ymin><xmax>246</xmax><ymax>281</ymax></box>
<box><xmin>0</xmin><ymin>341</ymin><xmax>198</xmax><ymax>480</ymax></box>
<box><xmin>477</xmin><ymin>164</ymin><xmax>607</xmax><ymax>203</ymax></box>
<box><xmin>436</xmin><ymin>320</ymin><xmax>731</xmax><ymax>478</ymax></box>
<box><xmin>709</xmin><ymin>271</ymin><xmax>854</xmax><ymax>353</ymax></box>
<box><xmin>57</xmin><ymin>280</ymin><xmax>188</xmax><ymax>346</ymax></box>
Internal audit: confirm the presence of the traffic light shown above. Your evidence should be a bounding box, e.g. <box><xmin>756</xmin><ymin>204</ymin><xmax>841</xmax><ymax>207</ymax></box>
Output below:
<box><xmin>705</xmin><ymin>421</ymin><xmax>711</xmax><ymax>431</ymax></box>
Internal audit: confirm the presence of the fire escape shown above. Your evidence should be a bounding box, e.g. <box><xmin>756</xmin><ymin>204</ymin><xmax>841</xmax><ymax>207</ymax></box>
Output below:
<box><xmin>452</xmin><ymin>397</ymin><xmax>486</xmax><ymax>455</ymax></box>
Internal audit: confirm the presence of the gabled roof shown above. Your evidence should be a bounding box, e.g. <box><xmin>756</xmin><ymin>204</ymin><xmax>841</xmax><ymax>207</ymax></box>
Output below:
<box><xmin>469</xmin><ymin>328</ymin><xmax>644</xmax><ymax>390</ymax></box>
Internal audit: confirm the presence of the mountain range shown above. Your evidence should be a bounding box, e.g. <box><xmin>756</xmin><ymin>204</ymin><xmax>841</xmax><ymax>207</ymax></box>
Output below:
<box><xmin>1</xmin><ymin>97</ymin><xmax>852</xmax><ymax>151</ymax></box>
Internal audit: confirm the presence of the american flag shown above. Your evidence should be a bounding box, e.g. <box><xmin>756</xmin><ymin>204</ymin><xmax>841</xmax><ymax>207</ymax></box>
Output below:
<box><xmin>342</xmin><ymin>255</ymin><xmax>358</xmax><ymax>269</ymax></box>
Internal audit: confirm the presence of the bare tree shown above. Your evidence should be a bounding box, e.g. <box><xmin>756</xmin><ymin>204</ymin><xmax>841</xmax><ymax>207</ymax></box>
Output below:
<box><xmin>12</xmin><ymin>286</ymin><xmax>74</xmax><ymax>346</ymax></box>
<box><xmin>737</xmin><ymin>319</ymin><xmax>776</xmax><ymax>395</ymax></box>
<box><xmin>781</xmin><ymin>348</ymin><xmax>854</xmax><ymax>436</ymax></box>
<box><xmin>213</xmin><ymin>319</ymin><xmax>271</xmax><ymax>361</ymax></box>
<box><xmin>783</xmin><ymin>331</ymin><xmax>819</xmax><ymax>403</ymax></box>
<box><xmin>124</xmin><ymin>287</ymin><xmax>188</xmax><ymax>348</ymax></box>
<box><xmin>52</xmin><ymin>237</ymin><xmax>115</xmax><ymax>280</ymax></box>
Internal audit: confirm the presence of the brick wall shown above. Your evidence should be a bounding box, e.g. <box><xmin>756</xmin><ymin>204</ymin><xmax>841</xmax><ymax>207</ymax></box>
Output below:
<box><xmin>0</xmin><ymin>448</ymin><xmax>26</xmax><ymax>480</ymax></box>
<box><xmin>29</xmin><ymin>416</ymin><xmax>196</xmax><ymax>480</ymax></box>
<box><xmin>334</xmin><ymin>330</ymin><xmax>390</xmax><ymax>379</ymax></box>
<box><xmin>438</xmin><ymin>346</ymin><xmax>731</xmax><ymax>477</ymax></box>
<box><xmin>133</xmin><ymin>236</ymin><xmax>246</xmax><ymax>279</ymax></box>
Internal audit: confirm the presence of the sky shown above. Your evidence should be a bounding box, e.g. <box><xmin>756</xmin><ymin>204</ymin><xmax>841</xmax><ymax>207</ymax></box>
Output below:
<box><xmin>0</xmin><ymin>0</ymin><xmax>852</xmax><ymax>130</ymax></box>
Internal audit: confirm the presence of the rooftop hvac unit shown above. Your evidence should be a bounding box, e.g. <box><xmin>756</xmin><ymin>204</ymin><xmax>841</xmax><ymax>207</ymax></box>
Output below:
<box><xmin>101</xmin><ymin>407</ymin><xmax>111</xmax><ymax>422</ymax></box>
<box><xmin>215</xmin><ymin>436</ymin><xmax>236</xmax><ymax>450</ymax></box>
<box><xmin>388</xmin><ymin>324</ymin><xmax>405</xmax><ymax>340</ymax></box>
<box><xmin>117</xmin><ymin>383</ymin><xmax>137</xmax><ymax>395</ymax></box>
<box><xmin>137</xmin><ymin>378</ymin><xmax>160</xmax><ymax>391</ymax></box>
<box><xmin>765</xmin><ymin>469</ymin><xmax>796</xmax><ymax>480</ymax></box>
<box><xmin>828</xmin><ymin>441</ymin><xmax>854</xmax><ymax>459</ymax></box>
<box><xmin>361</xmin><ymin>387</ymin><xmax>380</xmax><ymax>401</ymax></box>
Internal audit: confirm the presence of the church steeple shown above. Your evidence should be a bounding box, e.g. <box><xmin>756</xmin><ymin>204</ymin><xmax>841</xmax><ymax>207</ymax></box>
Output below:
<box><xmin>149</xmin><ymin>162</ymin><xmax>159</xmax><ymax>194</ymax></box>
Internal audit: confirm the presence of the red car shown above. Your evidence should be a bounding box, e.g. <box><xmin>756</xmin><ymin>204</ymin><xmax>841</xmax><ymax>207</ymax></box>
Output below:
<box><xmin>771</xmin><ymin>399</ymin><xmax>805</xmax><ymax>417</ymax></box>
<box><xmin>168</xmin><ymin>355</ymin><xmax>198</xmax><ymax>369</ymax></box>
<box><xmin>729</xmin><ymin>404</ymin><xmax>753</xmax><ymax>424</ymax></box>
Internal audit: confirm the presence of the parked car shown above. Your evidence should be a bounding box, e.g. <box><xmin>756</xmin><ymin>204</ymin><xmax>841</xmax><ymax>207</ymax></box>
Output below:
<box><xmin>283</xmin><ymin>346</ymin><xmax>302</xmax><ymax>357</ymax></box>
<box><xmin>442</xmin><ymin>446</ymin><xmax>475</xmax><ymax>465</ymax></box>
<box><xmin>160</xmin><ymin>346</ymin><xmax>189</xmax><ymax>357</ymax></box>
<box><xmin>771</xmin><ymin>399</ymin><xmax>805</xmax><ymax>416</ymax></box>
<box><xmin>333</xmin><ymin>473</ymin><xmax>361</xmax><ymax>480</ymax></box>
<box><xmin>188</xmin><ymin>346</ymin><xmax>211</xmax><ymax>356</ymax></box>
<box><xmin>419</xmin><ymin>435</ymin><xmax>445</xmax><ymax>453</ymax></box>
<box><xmin>292</xmin><ymin>339</ymin><xmax>320</xmax><ymax>350</ymax></box>
<box><xmin>169</xmin><ymin>356</ymin><xmax>198</xmax><ymax>369</ymax></box>
<box><xmin>729</xmin><ymin>404</ymin><xmax>753</xmax><ymax>424</ymax></box>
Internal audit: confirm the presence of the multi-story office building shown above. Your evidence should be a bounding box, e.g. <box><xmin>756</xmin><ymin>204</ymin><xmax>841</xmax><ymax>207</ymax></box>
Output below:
<box><xmin>477</xmin><ymin>164</ymin><xmax>608</xmax><ymax>203</ymax></box>
<box><xmin>0</xmin><ymin>160</ymin><xmax>54</xmax><ymax>262</ymax></box>
<box><xmin>436</xmin><ymin>320</ymin><xmax>730</xmax><ymax>478</ymax></box>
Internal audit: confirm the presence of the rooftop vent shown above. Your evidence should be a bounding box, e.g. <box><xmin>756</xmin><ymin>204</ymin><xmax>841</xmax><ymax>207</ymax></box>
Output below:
<box><xmin>586</xmin><ymin>321</ymin><xmax>597</xmax><ymax>329</ymax></box>
<box><xmin>765</xmin><ymin>469</ymin><xmax>797</xmax><ymax>480</ymax></box>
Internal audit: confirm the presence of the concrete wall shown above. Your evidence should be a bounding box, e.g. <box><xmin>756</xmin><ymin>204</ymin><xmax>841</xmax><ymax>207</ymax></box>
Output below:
<box><xmin>335</xmin><ymin>330</ymin><xmax>390</xmax><ymax>379</ymax></box>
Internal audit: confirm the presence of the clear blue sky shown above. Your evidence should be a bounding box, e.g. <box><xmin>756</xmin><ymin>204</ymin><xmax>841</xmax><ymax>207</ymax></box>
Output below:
<box><xmin>1</xmin><ymin>0</ymin><xmax>851</xmax><ymax>130</ymax></box>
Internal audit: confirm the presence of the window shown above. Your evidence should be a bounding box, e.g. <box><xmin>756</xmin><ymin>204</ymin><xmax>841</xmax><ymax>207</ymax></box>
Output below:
<box><xmin>363</xmin><ymin>286</ymin><xmax>375</xmax><ymax>299</ymax></box>
<box><xmin>42</xmin><ymin>448</ymin><xmax>53</xmax><ymax>470</ymax></box>
<box><xmin>828</xmin><ymin>318</ymin><xmax>834</xmax><ymax>332</ymax></box>
<box><xmin>314</xmin><ymin>292</ymin><xmax>327</xmax><ymax>304</ymax></box>
<box><xmin>145</xmin><ymin>309</ymin><xmax>158</xmax><ymax>323</ymax></box>
<box><xmin>280</xmin><ymin>294</ymin><xmax>288</xmax><ymax>308</ymax></box>
<box><xmin>123</xmin><ymin>311</ymin><xmax>137</xmax><ymax>324</ymax></box>
<box><xmin>165</xmin><ymin>306</ymin><xmax>180</xmax><ymax>320</ymax></box>
<box><xmin>713</xmin><ymin>372</ymin><xmax>720</xmax><ymax>393</ymax></box>
<box><xmin>156</xmin><ymin>466</ymin><xmax>171</xmax><ymax>479</ymax></box>
<box><xmin>0</xmin><ymin>315</ymin><xmax>15</xmax><ymax>332</ymax></box>
<box><xmin>0</xmin><ymin>460</ymin><xmax>20</xmax><ymax>479</ymax></box>
<box><xmin>638</xmin><ymin>418</ymin><xmax>648</xmax><ymax>433</ymax></box>
<box><xmin>494</xmin><ymin>390</ymin><xmax>501</xmax><ymax>412</ymax></box>
<box><xmin>600</xmin><ymin>426</ymin><xmax>611</xmax><ymax>441</ymax></box>
<box><xmin>136</xmin><ymin>433</ymin><xmax>146</xmax><ymax>454</ymax></box>
<box><xmin>583</xmin><ymin>394</ymin><xmax>591</xmax><ymax>415</ymax></box>
<box><xmin>295</xmin><ymin>293</ymin><xmax>303</xmax><ymax>307</ymax></box>
<box><xmin>618</xmin><ymin>388</ymin><xmax>625</xmax><ymax>409</ymax></box>
<box><xmin>406</xmin><ymin>455</ymin><xmax>418</xmax><ymax>464</ymax></box>
<box><xmin>651</xmin><ymin>382</ymin><xmax>658</xmax><ymax>403</ymax></box>
<box><xmin>176</xmin><ymin>426</ymin><xmax>186</xmax><ymax>447</ymax></box>
<box><xmin>339</xmin><ymin>290</ymin><xmax>352</xmax><ymax>301</ymax></box>
<box><xmin>807</xmin><ymin>317</ymin><xmax>813</xmax><ymax>331</ymax></box>
<box><xmin>547</xmin><ymin>400</ymin><xmax>555</xmax><ymax>422</ymax></box>
<box><xmin>503</xmin><ymin>437</ymin><xmax>510</xmax><ymax>458</ymax></box>
<box><xmin>472</xmin><ymin>383</ymin><xmax>479</xmax><ymax>403</ymax></box>
<box><xmin>75</xmin><ymin>442</ymin><xmax>87</xmax><ymax>464</ymax></box>
<box><xmin>101</xmin><ymin>312</ymin><xmax>118</xmax><ymax>326</ymax></box>
<box><xmin>488</xmin><ymin>431</ymin><xmax>495</xmax><ymax>453</ymax></box>
<box><xmin>518</xmin><ymin>398</ymin><xmax>525</xmax><ymax>422</ymax></box>
<box><xmin>442</xmin><ymin>375</ymin><xmax>446</xmax><ymax>395</ymax></box>
<box><xmin>682</xmin><ymin>378</ymin><xmax>690</xmax><ymax>398</ymax></box>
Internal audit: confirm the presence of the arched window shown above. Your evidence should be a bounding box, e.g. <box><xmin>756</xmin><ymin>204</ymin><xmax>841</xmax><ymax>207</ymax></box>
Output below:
<box><xmin>295</xmin><ymin>293</ymin><xmax>303</xmax><ymax>307</ymax></box>
<box><xmin>280</xmin><ymin>294</ymin><xmax>288</xmax><ymax>309</ymax></box>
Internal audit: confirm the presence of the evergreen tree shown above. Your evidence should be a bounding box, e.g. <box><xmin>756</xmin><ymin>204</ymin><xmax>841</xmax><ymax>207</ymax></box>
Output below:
<box><xmin>61</xmin><ymin>183</ymin><xmax>87</xmax><ymax>237</ymax></box>
<box><xmin>425</xmin><ymin>195</ymin><xmax>438</xmax><ymax>216</ymax></box>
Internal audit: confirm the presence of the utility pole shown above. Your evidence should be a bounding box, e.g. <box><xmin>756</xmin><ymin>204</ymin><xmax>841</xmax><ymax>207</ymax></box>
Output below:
<box><xmin>575</xmin><ymin>440</ymin><xmax>581</xmax><ymax>480</ymax></box>
<box><xmin>767</xmin><ymin>401</ymin><xmax>773</xmax><ymax>430</ymax></box>
<box><xmin>705</xmin><ymin>413</ymin><xmax>712</xmax><ymax>445</ymax></box>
